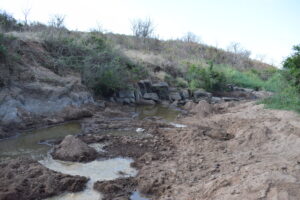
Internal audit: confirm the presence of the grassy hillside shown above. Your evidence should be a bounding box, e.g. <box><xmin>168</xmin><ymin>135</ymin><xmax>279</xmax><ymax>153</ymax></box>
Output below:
<box><xmin>2</xmin><ymin>11</ymin><xmax>300</xmax><ymax>112</ymax></box>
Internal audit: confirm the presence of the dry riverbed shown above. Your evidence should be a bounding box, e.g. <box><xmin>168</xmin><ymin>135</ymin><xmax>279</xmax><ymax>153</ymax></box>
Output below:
<box><xmin>1</xmin><ymin>101</ymin><xmax>300</xmax><ymax>199</ymax></box>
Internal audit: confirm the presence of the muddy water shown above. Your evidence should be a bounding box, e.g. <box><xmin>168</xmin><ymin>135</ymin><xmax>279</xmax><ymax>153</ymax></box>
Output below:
<box><xmin>0</xmin><ymin>122</ymin><xmax>81</xmax><ymax>161</ymax></box>
<box><xmin>135</xmin><ymin>105</ymin><xmax>180</xmax><ymax>121</ymax></box>
<box><xmin>41</xmin><ymin>157</ymin><xmax>137</xmax><ymax>200</ymax></box>
<box><xmin>0</xmin><ymin>105</ymin><xmax>180</xmax><ymax>199</ymax></box>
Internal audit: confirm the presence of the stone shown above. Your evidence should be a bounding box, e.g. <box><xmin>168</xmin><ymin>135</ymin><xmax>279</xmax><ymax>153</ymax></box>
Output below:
<box><xmin>253</xmin><ymin>91</ymin><xmax>273</xmax><ymax>99</ymax></box>
<box><xmin>0</xmin><ymin>157</ymin><xmax>88</xmax><ymax>200</ymax></box>
<box><xmin>211</xmin><ymin>97</ymin><xmax>223</xmax><ymax>104</ymax></box>
<box><xmin>138</xmin><ymin>80</ymin><xmax>152</xmax><ymax>95</ymax></box>
<box><xmin>143</xmin><ymin>93</ymin><xmax>159</xmax><ymax>102</ymax></box>
<box><xmin>169</xmin><ymin>92</ymin><xmax>182</xmax><ymax>101</ymax></box>
<box><xmin>193</xmin><ymin>89</ymin><xmax>212</xmax><ymax>99</ymax></box>
<box><xmin>180</xmin><ymin>89</ymin><xmax>190</xmax><ymax>99</ymax></box>
<box><xmin>151</xmin><ymin>82</ymin><xmax>169</xmax><ymax>100</ymax></box>
<box><xmin>118</xmin><ymin>90</ymin><xmax>135</xmax><ymax>99</ymax></box>
<box><xmin>62</xmin><ymin>106</ymin><xmax>93</xmax><ymax>121</ymax></box>
<box><xmin>51</xmin><ymin>135</ymin><xmax>97</xmax><ymax>162</ymax></box>
<box><xmin>94</xmin><ymin>178</ymin><xmax>137</xmax><ymax>200</ymax></box>
<box><xmin>136</xmin><ymin>99</ymin><xmax>156</xmax><ymax>105</ymax></box>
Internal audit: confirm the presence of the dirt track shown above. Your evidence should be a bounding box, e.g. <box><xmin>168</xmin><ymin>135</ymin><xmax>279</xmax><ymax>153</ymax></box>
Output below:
<box><xmin>136</xmin><ymin>101</ymin><xmax>300</xmax><ymax>200</ymax></box>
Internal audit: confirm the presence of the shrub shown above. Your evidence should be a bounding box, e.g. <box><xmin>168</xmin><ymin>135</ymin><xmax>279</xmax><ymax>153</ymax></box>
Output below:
<box><xmin>283</xmin><ymin>45</ymin><xmax>300</xmax><ymax>88</ymax></box>
<box><xmin>186</xmin><ymin>63</ymin><xmax>227</xmax><ymax>92</ymax></box>
<box><xmin>217</xmin><ymin>65</ymin><xmax>264</xmax><ymax>90</ymax></box>
<box><xmin>261</xmin><ymin>84</ymin><xmax>300</xmax><ymax>112</ymax></box>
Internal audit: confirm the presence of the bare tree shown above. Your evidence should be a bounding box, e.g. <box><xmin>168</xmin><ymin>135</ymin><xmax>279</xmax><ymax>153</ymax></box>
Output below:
<box><xmin>22</xmin><ymin>7</ymin><xmax>31</xmax><ymax>26</ymax></box>
<box><xmin>48</xmin><ymin>14</ymin><xmax>65</xmax><ymax>28</ymax></box>
<box><xmin>130</xmin><ymin>18</ymin><xmax>155</xmax><ymax>38</ymax></box>
<box><xmin>182</xmin><ymin>32</ymin><xmax>201</xmax><ymax>43</ymax></box>
<box><xmin>227</xmin><ymin>42</ymin><xmax>251</xmax><ymax>58</ymax></box>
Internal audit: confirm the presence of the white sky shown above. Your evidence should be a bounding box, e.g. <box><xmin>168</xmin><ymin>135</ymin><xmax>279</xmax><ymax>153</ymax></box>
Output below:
<box><xmin>1</xmin><ymin>0</ymin><xmax>299</xmax><ymax>67</ymax></box>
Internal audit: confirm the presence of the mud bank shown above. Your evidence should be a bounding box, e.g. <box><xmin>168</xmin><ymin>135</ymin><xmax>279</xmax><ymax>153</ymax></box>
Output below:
<box><xmin>0</xmin><ymin>157</ymin><xmax>88</xmax><ymax>200</ymax></box>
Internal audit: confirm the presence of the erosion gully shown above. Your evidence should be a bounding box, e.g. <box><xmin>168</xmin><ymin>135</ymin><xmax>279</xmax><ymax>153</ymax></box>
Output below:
<box><xmin>0</xmin><ymin>105</ymin><xmax>181</xmax><ymax>200</ymax></box>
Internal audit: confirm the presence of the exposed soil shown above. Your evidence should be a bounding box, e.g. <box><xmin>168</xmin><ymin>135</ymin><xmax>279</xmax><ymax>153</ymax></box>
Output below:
<box><xmin>134</xmin><ymin>101</ymin><xmax>300</xmax><ymax>199</ymax></box>
<box><xmin>2</xmin><ymin>100</ymin><xmax>300</xmax><ymax>200</ymax></box>
<box><xmin>0</xmin><ymin>157</ymin><xmax>88</xmax><ymax>200</ymax></box>
<box><xmin>75</xmin><ymin>100</ymin><xmax>300</xmax><ymax>200</ymax></box>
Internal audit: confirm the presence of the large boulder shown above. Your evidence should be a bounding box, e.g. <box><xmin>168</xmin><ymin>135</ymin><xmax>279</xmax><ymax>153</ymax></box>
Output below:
<box><xmin>151</xmin><ymin>82</ymin><xmax>169</xmax><ymax>100</ymax></box>
<box><xmin>51</xmin><ymin>135</ymin><xmax>97</xmax><ymax>162</ymax></box>
<box><xmin>143</xmin><ymin>93</ymin><xmax>159</xmax><ymax>102</ymax></box>
<box><xmin>0</xmin><ymin>157</ymin><xmax>88</xmax><ymax>200</ymax></box>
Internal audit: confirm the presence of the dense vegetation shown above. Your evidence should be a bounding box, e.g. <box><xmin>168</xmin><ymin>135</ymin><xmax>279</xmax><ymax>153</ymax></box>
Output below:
<box><xmin>261</xmin><ymin>45</ymin><xmax>300</xmax><ymax>112</ymax></box>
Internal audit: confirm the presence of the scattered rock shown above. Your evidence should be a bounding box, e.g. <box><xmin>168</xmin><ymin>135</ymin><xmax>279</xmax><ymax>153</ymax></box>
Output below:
<box><xmin>51</xmin><ymin>135</ymin><xmax>97</xmax><ymax>162</ymax></box>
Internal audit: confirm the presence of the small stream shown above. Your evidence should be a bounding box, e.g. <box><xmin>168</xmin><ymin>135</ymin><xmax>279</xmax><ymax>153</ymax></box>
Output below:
<box><xmin>0</xmin><ymin>105</ymin><xmax>183</xmax><ymax>200</ymax></box>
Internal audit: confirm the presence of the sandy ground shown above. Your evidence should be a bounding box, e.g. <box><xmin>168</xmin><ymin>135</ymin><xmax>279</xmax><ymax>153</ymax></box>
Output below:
<box><xmin>136</xmin><ymin>101</ymin><xmax>300</xmax><ymax>200</ymax></box>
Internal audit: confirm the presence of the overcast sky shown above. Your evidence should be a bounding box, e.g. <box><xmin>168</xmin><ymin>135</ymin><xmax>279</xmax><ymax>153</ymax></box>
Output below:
<box><xmin>0</xmin><ymin>0</ymin><xmax>299</xmax><ymax>67</ymax></box>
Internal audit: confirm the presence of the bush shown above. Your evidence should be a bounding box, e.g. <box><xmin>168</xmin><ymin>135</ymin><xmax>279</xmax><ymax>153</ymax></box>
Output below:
<box><xmin>260</xmin><ymin>45</ymin><xmax>300</xmax><ymax>113</ymax></box>
<box><xmin>261</xmin><ymin>84</ymin><xmax>300</xmax><ymax>112</ymax></box>
<box><xmin>216</xmin><ymin>65</ymin><xmax>264</xmax><ymax>90</ymax></box>
<box><xmin>186</xmin><ymin>63</ymin><xmax>227</xmax><ymax>92</ymax></box>
<box><xmin>283</xmin><ymin>45</ymin><xmax>300</xmax><ymax>88</ymax></box>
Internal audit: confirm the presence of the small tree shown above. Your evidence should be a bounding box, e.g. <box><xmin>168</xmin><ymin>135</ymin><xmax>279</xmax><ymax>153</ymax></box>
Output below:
<box><xmin>130</xmin><ymin>18</ymin><xmax>155</xmax><ymax>38</ymax></box>
<box><xmin>48</xmin><ymin>14</ymin><xmax>65</xmax><ymax>28</ymax></box>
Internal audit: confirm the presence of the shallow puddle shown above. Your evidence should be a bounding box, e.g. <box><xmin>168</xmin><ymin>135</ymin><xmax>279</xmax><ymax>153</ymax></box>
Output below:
<box><xmin>0</xmin><ymin>122</ymin><xmax>81</xmax><ymax>161</ymax></box>
<box><xmin>135</xmin><ymin>105</ymin><xmax>180</xmax><ymax>121</ymax></box>
<box><xmin>41</xmin><ymin>156</ymin><xmax>137</xmax><ymax>200</ymax></box>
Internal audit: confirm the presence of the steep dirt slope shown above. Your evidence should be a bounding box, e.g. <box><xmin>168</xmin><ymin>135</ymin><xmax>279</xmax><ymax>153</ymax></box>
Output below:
<box><xmin>0</xmin><ymin>40</ymin><xmax>93</xmax><ymax>136</ymax></box>
<box><xmin>137</xmin><ymin>101</ymin><xmax>300</xmax><ymax>200</ymax></box>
